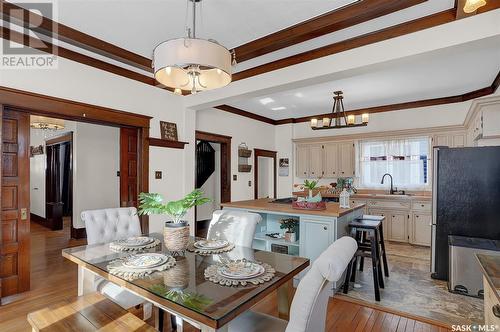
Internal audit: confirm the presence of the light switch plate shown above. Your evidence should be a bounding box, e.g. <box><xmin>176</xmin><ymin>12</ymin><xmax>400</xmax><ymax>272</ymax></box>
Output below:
<box><xmin>248</xmin><ymin>180</ymin><xmax>252</xmax><ymax>187</ymax></box>
<box><xmin>155</xmin><ymin>171</ymin><xmax>162</xmax><ymax>179</ymax></box>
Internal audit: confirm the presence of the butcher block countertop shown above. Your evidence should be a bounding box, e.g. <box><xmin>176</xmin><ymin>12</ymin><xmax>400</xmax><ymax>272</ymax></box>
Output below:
<box><xmin>292</xmin><ymin>190</ymin><xmax>432</xmax><ymax>201</ymax></box>
<box><xmin>221</xmin><ymin>198</ymin><xmax>365</xmax><ymax>218</ymax></box>
<box><xmin>477</xmin><ymin>254</ymin><xmax>500</xmax><ymax>303</ymax></box>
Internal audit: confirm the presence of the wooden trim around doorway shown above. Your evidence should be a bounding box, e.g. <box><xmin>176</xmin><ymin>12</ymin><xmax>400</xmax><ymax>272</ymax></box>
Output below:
<box><xmin>195</xmin><ymin>131</ymin><xmax>232</xmax><ymax>204</ymax></box>
<box><xmin>254</xmin><ymin>149</ymin><xmax>277</xmax><ymax>199</ymax></box>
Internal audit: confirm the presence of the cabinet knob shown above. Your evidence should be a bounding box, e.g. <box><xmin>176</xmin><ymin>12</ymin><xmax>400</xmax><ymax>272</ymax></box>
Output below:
<box><xmin>416</xmin><ymin>215</ymin><xmax>419</xmax><ymax>218</ymax></box>
<box><xmin>304</xmin><ymin>172</ymin><xmax>306</xmax><ymax>174</ymax></box>
<box><xmin>323</xmin><ymin>226</ymin><xmax>327</xmax><ymax>231</ymax></box>
<box><xmin>342</xmin><ymin>171</ymin><xmax>345</xmax><ymax>174</ymax></box>
<box><xmin>312</xmin><ymin>172</ymin><xmax>315</xmax><ymax>174</ymax></box>
<box><xmin>421</xmin><ymin>204</ymin><xmax>424</xmax><ymax>207</ymax></box>
<box><xmin>493</xmin><ymin>304</ymin><xmax>500</xmax><ymax>318</ymax></box>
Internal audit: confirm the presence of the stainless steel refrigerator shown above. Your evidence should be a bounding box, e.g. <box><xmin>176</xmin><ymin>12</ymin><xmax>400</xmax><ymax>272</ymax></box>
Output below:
<box><xmin>431</xmin><ymin>146</ymin><xmax>500</xmax><ymax>280</ymax></box>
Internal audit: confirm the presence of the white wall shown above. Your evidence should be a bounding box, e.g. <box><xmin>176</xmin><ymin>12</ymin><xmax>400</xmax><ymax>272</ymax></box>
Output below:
<box><xmin>196</xmin><ymin>108</ymin><xmax>276</xmax><ymax>201</ymax></box>
<box><xmin>72</xmin><ymin>122</ymin><xmax>120</xmax><ymax>228</ymax></box>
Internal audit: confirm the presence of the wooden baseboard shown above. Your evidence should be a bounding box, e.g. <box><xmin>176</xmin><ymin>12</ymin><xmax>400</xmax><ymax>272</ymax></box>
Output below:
<box><xmin>71</xmin><ymin>227</ymin><xmax>86</xmax><ymax>239</ymax></box>
<box><xmin>30</xmin><ymin>213</ymin><xmax>51</xmax><ymax>229</ymax></box>
<box><xmin>334</xmin><ymin>294</ymin><xmax>451</xmax><ymax>328</ymax></box>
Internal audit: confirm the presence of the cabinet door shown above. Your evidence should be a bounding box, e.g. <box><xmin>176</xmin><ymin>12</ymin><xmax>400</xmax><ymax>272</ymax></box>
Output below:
<box><xmin>411</xmin><ymin>213</ymin><xmax>431</xmax><ymax>246</ymax></box>
<box><xmin>451</xmin><ymin>134</ymin><xmax>466</xmax><ymax>148</ymax></box>
<box><xmin>389</xmin><ymin>212</ymin><xmax>407</xmax><ymax>242</ymax></box>
<box><xmin>323</xmin><ymin>143</ymin><xmax>339</xmax><ymax>178</ymax></box>
<box><xmin>433</xmin><ymin>134</ymin><xmax>449</xmax><ymax>147</ymax></box>
<box><xmin>302</xmin><ymin>221</ymin><xmax>331</xmax><ymax>262</ymax></box>
<box><xmin>309</xmin><ymin>145</ymin><xmax>323</xmax><ymax>178</ymax></box>
<box><xmin>296</xmin><ymin>145</ymin><xmax>309</xmax><ymax>178</ymax></box>
<box><xmin>339</xmin><ymin>142</ymin><xmax>355</xmax><ymax>177</ymax></box>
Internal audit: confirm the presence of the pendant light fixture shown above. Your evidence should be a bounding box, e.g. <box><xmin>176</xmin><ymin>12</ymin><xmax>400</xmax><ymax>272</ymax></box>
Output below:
<box><xmin>310</xmin><ymin>91</ymin><xmax>368</xmax><ymax>130</ymax></box>
<box><xmin>153</xmin><ymin>0</ymin><xmax>234</xmax><ymax>94</ymax></box>
<box><xmin>463</xmin><ymin>0</ymin><xmax>487</xmax><ymax>13</ymax></box>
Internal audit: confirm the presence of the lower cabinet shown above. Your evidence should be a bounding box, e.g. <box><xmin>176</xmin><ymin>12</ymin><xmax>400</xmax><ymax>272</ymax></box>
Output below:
<box><xmin>389</xmin><ymin>212</ymin><xmax>408</xmax><ymax>242</ymax></box>
<box><xmin>300</xmin><ymin>218</ymin><xmax>332</xmax><ymax>262</ymax></box>
<box><xmin>410</xmin><ymin>212</ymin><xmax>432</xmax><ymax>246</ymax></box>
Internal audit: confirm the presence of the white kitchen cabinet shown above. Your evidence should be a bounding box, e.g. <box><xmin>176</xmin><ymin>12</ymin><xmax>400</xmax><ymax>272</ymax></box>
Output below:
<box><xmin>388</xmin><ymin>212</ymin><xmax>407</xmax><ymax>242</ymax></box>
<box><xmin>433</xmin><ymin>134</ymin><xmax>450</xmax><ymax>147</ymax></box>
<box><xmin>411</xmin><ymin>212</ymin><xmax>431</xmax><ymax>246</ymax></box>
<box><xmin>300</xmin><ymin>218</ymin><xmax>332</xmax><ymax>262</ymax></box>
<box><xmin>433</xmin><ymin>132</ymin><xmax>467</xmax><ymax>148</ymax></box>
<box><xmin>296</xmin><ymin>145</ymin><xmax>310</xmax><ymax>178</ymax></box>
<box><xmin>452</xmin><ymin>133</ymin><xmax>466</xmax><ymax>147</ymax></box>
<box><xmin>323</xmin><ymin>143</ymin><xmax>339</xmax><ymax>178</ymax></box>
<box><xmin>309</xmin><ymin>145</ymin><xmax>323</xmax><ymax>177</ymax></box>
<box><xmin>339</xmin><ymin>142</ymin><xmax>355</xmax><ymax>177</ymax></box>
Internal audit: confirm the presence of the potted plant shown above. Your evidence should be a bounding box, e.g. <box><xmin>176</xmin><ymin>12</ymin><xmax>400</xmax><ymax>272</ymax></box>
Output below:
<box><xmin>280</xmin><ymin>218</ymin><xmax>299</xmax><ymax>242</ymax></box>
<box><xmin>303</xmin><ymin>179</ymin><xmax>319</xmax><ymax>198</ymax></box>
<box><xmin>138</xmin><ymin>189</ymin><xmax>210</xmax><ymax>252</ymax></box>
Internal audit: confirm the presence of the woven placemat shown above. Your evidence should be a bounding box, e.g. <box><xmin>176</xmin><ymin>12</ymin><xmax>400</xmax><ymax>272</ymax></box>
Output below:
<box><xmin>109</xmin><ymin>238</ymin><xmax>161</xmax><ymax>252</ymax></box>
<box><xmin>107</xmin><ymin>255</ymin><xmax>176</xmax><ymax>281</ymax></box>
<box><xmin>204</xmin><ymin>260</ymin><xmax>275</xmax><ymax>287</ymax></box>
<box><xmin>186</xmin><ymin>242</ymin><xmax>235</xmax><ymax>255</ymax></box>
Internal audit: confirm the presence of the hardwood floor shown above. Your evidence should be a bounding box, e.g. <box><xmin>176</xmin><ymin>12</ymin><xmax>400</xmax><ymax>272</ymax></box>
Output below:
<box><xmin>0</xmin><ymin>219</ymin><xmax>451</xmax><ymax>332</ymax></box>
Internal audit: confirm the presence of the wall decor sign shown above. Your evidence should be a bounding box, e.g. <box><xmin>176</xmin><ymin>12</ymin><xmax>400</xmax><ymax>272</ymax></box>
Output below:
<box><xmin>30</xmin><ymin>145</ymin><xmax>44</xmax><ymax>157</ymax></box>
<box><xmin>279</xmin><ymin>158</ymin><xmax>289</xmax><ymax>176</ymax></box>
<box><xmin>160</xmin><ymin>121</ymin><xmax>178</xmax><ymax>141</ymax></box>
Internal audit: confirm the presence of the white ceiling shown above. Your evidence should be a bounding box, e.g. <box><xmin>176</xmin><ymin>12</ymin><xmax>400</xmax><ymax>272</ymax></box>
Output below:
<box><xmin>228</xmin><ymin>37</ymin><xmax>500</xmax><ymax>120</ymax></box>
<box><xmin>47</xmin><ymin>0</ymin><xmax>357</xmax><ymax>57</ymax></box>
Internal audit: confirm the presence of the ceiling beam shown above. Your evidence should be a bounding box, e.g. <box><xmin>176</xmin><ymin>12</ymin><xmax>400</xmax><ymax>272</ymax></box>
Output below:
<box><xmin>233</xmin><ymin>9</ymin><xmax>457</xmax><ymax>82</ymax></box>
<box><xmin>0</xmin><ymin>0</ymin><xmax>152</xmax><ymax>72</ymax></box>
<box><xmin>220</xmin><ymin>69</ymin><xmax>500</xmax><ymax>125</ymax></box>
<box><xmin>0</xmin><ymin>26</ymin><xmax>156</xmax><ymax>86</ymax></box>
<box><xmin>233</xmin><ymin>0</ymin><xmax>427</xmax><ymax>63</ymax></box>
<box><xmin>214</xmin><ymin>105</ymin><xmax>276</xmax><ymax>125</ymax></box>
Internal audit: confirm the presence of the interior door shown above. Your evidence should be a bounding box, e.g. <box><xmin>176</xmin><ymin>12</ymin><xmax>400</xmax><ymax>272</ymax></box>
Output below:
<box><xmin>120</xmin><ymin>128</ymin><xmax>138</xmax><ymax>207</ymax></box>
<box><xmin>1</xmin><ymin>108</ymin><xmax>30</xmax><ymax>299</ymax></box>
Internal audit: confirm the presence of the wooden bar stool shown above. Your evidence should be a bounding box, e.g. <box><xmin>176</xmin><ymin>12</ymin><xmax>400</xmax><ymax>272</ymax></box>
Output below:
<box><xmin>343</xmin><ymin>217</ymin><xmax>387</xmax><ymax>301</ymax></box>
<box><xmin>357</xmin><ymin>215</ymin><xmax>389</xmax><ymax>278</ymax></box>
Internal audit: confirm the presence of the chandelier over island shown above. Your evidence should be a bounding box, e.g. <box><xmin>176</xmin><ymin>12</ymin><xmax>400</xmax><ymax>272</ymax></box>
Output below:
<box><xmin>153</xmin><ymin>0</ymin><xmax>233</xmax><ymax>94</ymax></box>
<box><xmin>310</xmin><ymin>91</ymin><xmax>369</xmax><ymax>130</ymax></box>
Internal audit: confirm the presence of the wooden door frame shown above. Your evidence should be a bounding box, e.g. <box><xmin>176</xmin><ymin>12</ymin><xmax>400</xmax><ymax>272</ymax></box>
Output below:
<box><xmin>195</xmin><ymin>131</ymin><xmax>231</xmax><ymax>204</ymax></box>
<box><xmin>0</xmin><ymin>86</ymin><xmax>152</xmax><ymax>235</ymax></box>
<box><xmin>254</xmin><ymin>149</ymin><xmax>277</xmax><ymax>199</ymax></box>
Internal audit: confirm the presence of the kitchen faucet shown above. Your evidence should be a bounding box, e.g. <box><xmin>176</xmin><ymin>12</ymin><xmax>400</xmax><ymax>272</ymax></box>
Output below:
<box><xmin>381</xmin><ymin>173</ymin><xmax>395</xmax><ymax>194</ymax></box>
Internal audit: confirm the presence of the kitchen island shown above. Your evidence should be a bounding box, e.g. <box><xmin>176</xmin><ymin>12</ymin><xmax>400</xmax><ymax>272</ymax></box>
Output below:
<box><xmin>221</xmin><ymin>198</ymin><xmax>365</xmax><ymax>263</ymax></box>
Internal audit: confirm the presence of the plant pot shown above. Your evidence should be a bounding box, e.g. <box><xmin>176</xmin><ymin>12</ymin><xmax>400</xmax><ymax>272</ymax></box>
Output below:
<box><xmin>164</xmin><ymin>221</ymin><xmax>190</xmax><ymax>252</ymax></box>
<box><xmin>284</xmin><ymin>231</ymin><xmax>296</xmax><ymax>243</ymax></box>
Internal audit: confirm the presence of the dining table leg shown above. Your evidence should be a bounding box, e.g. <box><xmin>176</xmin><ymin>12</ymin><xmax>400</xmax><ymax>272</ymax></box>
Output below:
<box><xmin>277</xmin><ymin>279</ymin><xmax>293</xmax><ymax>320</ymax></box>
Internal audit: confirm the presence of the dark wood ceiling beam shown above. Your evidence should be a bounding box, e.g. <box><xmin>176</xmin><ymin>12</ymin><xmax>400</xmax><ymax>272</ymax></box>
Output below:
<box><xmin>222</xmin><ymin>69</ymin><xmax>500</xmax><ymax>125</ymax></box>
<box><xmin>0</xmin><ymin>26</ymin><xmax>156</xmax><ymax>86</ymax></box>
<box><xmin>233</xmin><ymin>9</ymin><xmax>456</xmax><ymax>82</ymax></box>
<box><xmin>0</xmin><ymin>0</ymin><xmax>152</xmax><ymax>72</ymax></box>
<box><xmin>234</xmin><ymin>0</ymin><xmax>427</xmax><ymax>63</ymax></box>
<box><xmin>214</xmin><ymin>105</ymin><xmax>276</xmax><ymax>125</ymax></box>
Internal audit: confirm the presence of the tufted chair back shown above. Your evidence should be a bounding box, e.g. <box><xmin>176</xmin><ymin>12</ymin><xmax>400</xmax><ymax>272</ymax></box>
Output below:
<box><xmin>82</xmin><ymin>207</ymin><xmax>142</xmax><ymax>245</ymax></box>
<box><xmin>207</xmin><ymin>210</ymin><xmax>261</xmax><ymax>248</ymax></box>
<box><xmin>285</xmin><ymin>236</ymin><xmax>358</xmax><ymax>332</ymax></box>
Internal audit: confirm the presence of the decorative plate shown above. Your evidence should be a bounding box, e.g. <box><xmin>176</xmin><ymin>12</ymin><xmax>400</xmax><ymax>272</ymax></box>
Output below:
<box><xmin>122</xmin><ymin>253</ymin><xmax>168</xmax><ymax>269</ymax></box>
<box><xmin>194</xmin><ymin>239</ymin><xmax>229</xmax><ymax>250</ymax></box>
<box><xmin>217</xmin><ymin>261</ymin><xmax>265</xmax><ymax>279</ymax></box>
<box><xmin>113</xmin><ymin>236</ymin><xmax>155</xmax><ymax>247</ymax></box>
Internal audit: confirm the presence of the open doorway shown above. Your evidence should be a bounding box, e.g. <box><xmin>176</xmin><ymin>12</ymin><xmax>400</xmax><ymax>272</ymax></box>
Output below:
<box><xmin>194</xmin><ymin>131</ymin><xmax>231</xmax><ymax>238</ymax></box>
<box><xmin>254</xmin><ymin>149</ymin><xmax>277</xmax><ymax>199</ymax></box>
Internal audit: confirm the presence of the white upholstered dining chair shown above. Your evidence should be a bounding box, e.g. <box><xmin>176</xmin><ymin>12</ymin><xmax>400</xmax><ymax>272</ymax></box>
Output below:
<box><xmin>207</xmin><ymin>209</ymin><xmax>262</xmax><ymax>247</ymax></box>
<box><xmin>227</xmin><ymin>236</ymin><xmax>358</xmax><ymax>332</ymax></box>
<box><xmin>81</xmin><ymin>207</ymin><xmax>152</xmax><ymax>319</ymax></box>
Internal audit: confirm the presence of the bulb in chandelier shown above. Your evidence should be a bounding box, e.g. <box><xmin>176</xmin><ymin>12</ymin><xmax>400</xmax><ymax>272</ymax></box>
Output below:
<box><xmin>463</xmin><ymin>0</ymin><xmax>486</xmax><ymax>13</ymax></box>
<box><xmin>347</xmin><ymin>115</ymin><xmax>355</xmax><ymax>125</ymax></box>
<box><xmin>310</xmin><ymin>118</ymin><xmax>318</xmax><ymax>128</ymax></box>
<box><xmin>322</xmin><ymin>118</ymin><xmax>330</xmax><ymax>127</ymax></box>
<box><xmin>173</xmin><ymin>88</ymin><xmax>182</xmax><ymax>95</ymax></box>
<box><xmin>362</xmin><ymin>113</ymin><xmax>369</xmax><ymax>124</ymax></box>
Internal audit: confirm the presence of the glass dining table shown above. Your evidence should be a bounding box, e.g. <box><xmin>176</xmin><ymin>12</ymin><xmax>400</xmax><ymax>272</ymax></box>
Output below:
<box><xmin>62</xmin><ymin>234</ymin><xmax>310</xmax><ymax>332</ymax></box>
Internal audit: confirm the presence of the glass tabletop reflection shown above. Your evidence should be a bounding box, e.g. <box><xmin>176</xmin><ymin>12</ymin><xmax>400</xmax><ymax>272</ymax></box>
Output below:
<box><xmin>62</xmin><ymin>233</ymin><xmax>309</xmax><ymax>324</ymax></box>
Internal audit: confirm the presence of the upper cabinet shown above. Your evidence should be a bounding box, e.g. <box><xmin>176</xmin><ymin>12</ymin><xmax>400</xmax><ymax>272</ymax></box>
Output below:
<box><xmin>432</xmin><ymin>131</ymin><xmax>467</xmax><ymax>148</ymax></box>
<box><xmin>296</xmin><ymin>141</ymin><xmax>355</xmax><ymax>178</ymax></box>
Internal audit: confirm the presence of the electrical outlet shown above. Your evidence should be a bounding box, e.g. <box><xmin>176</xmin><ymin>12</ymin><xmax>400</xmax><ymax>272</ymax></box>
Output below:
<box><xmin>116</xmin><ymin>171</ymin><xmax>120</xmax><ymax>176</ymax></box>
<box><xmin>248</xmin><ymin>180</ymin><xmax>252</xmax><ymax>187</ymax></box>
<box><xmin>233</xmin><ymin>174</ymin><xmax>237</xmax><ymax>181</ymax></box>
<box><xmin>155</xmin><ymin>171</ymin><xmax>162</xmax><ymax>179</ymax></box>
